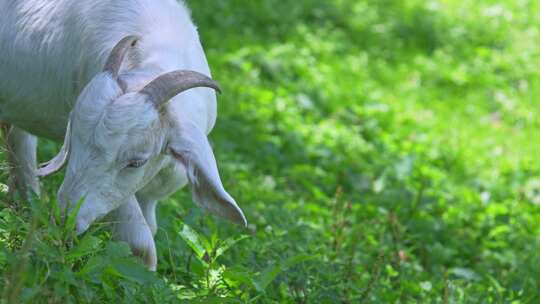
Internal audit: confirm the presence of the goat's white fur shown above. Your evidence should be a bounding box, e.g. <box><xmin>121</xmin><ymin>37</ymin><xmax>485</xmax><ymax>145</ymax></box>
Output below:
<box><xmin>0</xmin><ymin>0</ymin><xmax>246</xmax><ymax>270</ymax></box>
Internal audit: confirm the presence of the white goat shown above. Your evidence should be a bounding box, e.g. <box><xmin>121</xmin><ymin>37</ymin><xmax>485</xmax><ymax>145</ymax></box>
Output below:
<box><xmin>0</xmin><ymin>0</ymin><xmax>246</xmax><ymax>270</ymax></box>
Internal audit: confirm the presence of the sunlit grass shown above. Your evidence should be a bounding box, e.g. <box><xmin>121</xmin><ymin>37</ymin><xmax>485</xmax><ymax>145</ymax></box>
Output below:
<box><xmin>1</xmin><ymin>0</ymin><xmax>539</xmax><ymax>302</ymax></box>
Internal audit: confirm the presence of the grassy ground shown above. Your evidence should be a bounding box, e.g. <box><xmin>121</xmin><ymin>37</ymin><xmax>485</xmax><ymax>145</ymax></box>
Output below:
<box><xmin>1</xmin><ymin>0</ymin><xmax>540</xmax><ymax>302</ymax></box>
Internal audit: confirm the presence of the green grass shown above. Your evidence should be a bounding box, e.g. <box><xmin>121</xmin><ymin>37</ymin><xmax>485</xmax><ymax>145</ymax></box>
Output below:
<box><xmin>1</xmin><ymin>0</ymin><xmax>540</xmax><ymax>302</ymax></box>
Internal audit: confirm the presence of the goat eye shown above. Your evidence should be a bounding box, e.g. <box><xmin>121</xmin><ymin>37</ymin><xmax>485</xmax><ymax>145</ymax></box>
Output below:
<box><xmin>126</xmin><ymin>159</ymin><xmax>147</xmax><ymax>169</ymax></box>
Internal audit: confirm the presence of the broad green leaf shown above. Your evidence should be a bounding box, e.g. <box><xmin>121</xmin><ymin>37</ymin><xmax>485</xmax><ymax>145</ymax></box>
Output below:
<box><xmin>223</xmin><ymin>266</ymin><xmax>253</xmax><ymax>287</ymax></box>
<box><xmin>253</xmin><ymin>264</ymin><xmax>282</xmax><ymax>293</ymax></box>
<box><xmin>214</xmin><ymin>235</ymin><xmax>249</xmax><ymax>260</ymax></box>
<box><xmin>178</xmin><ymin>223</ymin><xmax>207</xmax><ymax>261</ymax></box>
<box><xmin>67</xmin><ymin>235</ymin><xmax>102</xmax><ymax>262</ymax></box>
<box><xmin>110</xmin><ymin>258</ymin><xmax>158</xmax><ymax>284</ymax></box>
<box><xmin>78</xmin><ymin>255</ymin><xmax>105</xmax><ymax>279</ymax></box>
<box><xmin>104</xmin><ymin>242</ymin><xmax>132</xmax><ymax>259</ymax></box>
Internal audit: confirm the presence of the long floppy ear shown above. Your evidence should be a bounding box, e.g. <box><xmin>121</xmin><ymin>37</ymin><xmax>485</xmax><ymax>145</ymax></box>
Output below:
<box><xmin>37</xmin><ymin>117</ymin><xmax>72</xmax><ymax>177</ymax></box>
<box><xmin>169</xmin><ymin>122</ymin><xmax>247</xmax><ymax>226</ymax></box>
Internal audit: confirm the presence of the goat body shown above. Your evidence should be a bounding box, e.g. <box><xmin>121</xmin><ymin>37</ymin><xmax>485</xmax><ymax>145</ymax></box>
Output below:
<box><xmin>0</xmin><ymin>0</ymin><xmax>246</xmax><ymax>271</ymax></box>
<box><xmin>0</xmin><ymin>0</ymin><xmax>216</xmax><ymax>139</ymax></box>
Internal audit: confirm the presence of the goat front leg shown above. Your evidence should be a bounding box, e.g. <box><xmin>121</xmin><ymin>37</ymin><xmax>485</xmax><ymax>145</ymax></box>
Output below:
<box><xmin>136</xmin><ymin>158</ymin><xmax>189</xmax><ymax>237</ymax></box>
<box><xmin>138</xmin><ymin>200</ymin><xmax>158</xmax><ymax>236</ymax></box>
<box><xmin>2</xmin><ymin>125</ymin><xmax>40</xmax><ymax>198</ymax></box>
<box><xmin>110</xmin><ymin>197</ymin><xmax>157</xmax><ymax>271</ymax></box>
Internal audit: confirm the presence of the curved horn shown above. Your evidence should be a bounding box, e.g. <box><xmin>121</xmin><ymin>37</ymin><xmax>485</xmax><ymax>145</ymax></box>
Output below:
<box><xmin>140</xmin><ymin>70</ymin><xmax>221</xmax><ymax>108</ymax></box>
<box><xmin>37</xmin><ymin>117</ymin><xmax>72</xmax><ymax>177</ymax></box>
<box><xmin>103</xmin><ymin>35</ymin><xmax>139</xmax><ymax>78</ymax></box>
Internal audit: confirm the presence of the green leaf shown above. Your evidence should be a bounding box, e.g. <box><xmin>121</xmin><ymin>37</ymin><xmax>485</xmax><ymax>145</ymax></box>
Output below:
<box><xmin>110</xmin><ymin>258</ymin><xmax>158</xmax><ymax>284</ymax></box>
<box><xmin>104</xmin><ymin>242</ymin><xmax>132</xmax><ymax>259</ymax></box>
<box><xmin>253</xmin><ymin>254</ymin><xmax>318</xmax><ymax>292</ymax></box>
<box><xmin>450</xmin><ymin>267</ymin><xmax>481</xmax><ymax>281</ymax></box>
<box><xmin>223</xmin><ymin>266</ymin><xmax>253</xmax><ymax>287</ymax></box>
<box><xmin>51</xmin><ymin>198</ymin><xmax>62</xmax><ymax>226</ymax></box>
<box><xmin>386</xmin><ymin>264</ymin><xmax>399</xmax><ymax>278</ymax></box>
<box><xmin>283</xmin><ymin>254</ymin><xmax>318</xmax><ymax>268</ymax></box>
<box><xmin>67</xmin><ymin>235</ymin><xmax>102</xmax><ymax>262</ymax></box>
<box><xmin>178</xmin><ymin>223</ymin><xmax>207</xmax><ymax>262</ymax></box>
<box><xmin>65</xmin><ymin>197</ymin><xmax>85</xmax><ymax>233</ymax></box>
<box><xmin>253</xmin><ymin>263</ymin><xmax>282</xmax><ymax>293</ymax></box>
<box><xmin>214</xmin><ymin>235</ymin><xmax>249</xmax><ymax>260</ymax></box>
<box><xmin>78</xmin><ymin>256</ymin><xmax>105</xmax><ymax>278</ymax></box>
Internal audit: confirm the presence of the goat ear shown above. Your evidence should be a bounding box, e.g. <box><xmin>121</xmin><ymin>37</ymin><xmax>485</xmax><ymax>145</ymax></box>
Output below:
<box><xmin>169</xmin><ymin>122</ymin><xmax>247</xmax><ymax>226</ymax></box>
<box><xmin>37</xmin><ymin>116</ymin><xmax>72</xmax><ymax>177</ymax></box>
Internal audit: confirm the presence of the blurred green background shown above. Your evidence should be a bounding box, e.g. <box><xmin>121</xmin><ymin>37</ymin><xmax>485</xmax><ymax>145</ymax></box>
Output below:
<box><xmin>1</xmin><ymin>0</ymin><xmax>540</xmax><ymax>302</ymax></box>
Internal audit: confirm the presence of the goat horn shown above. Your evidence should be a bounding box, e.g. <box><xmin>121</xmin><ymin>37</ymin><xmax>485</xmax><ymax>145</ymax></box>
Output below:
<box><xmin>140</xmin><ymin>70</ymin><xmax>221</xmax><ymax>108</ymax></box>
<box><xmin>103</xmin><ymin>35</ymin><xmax>139</xmax><ymax>78</ymax></box>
